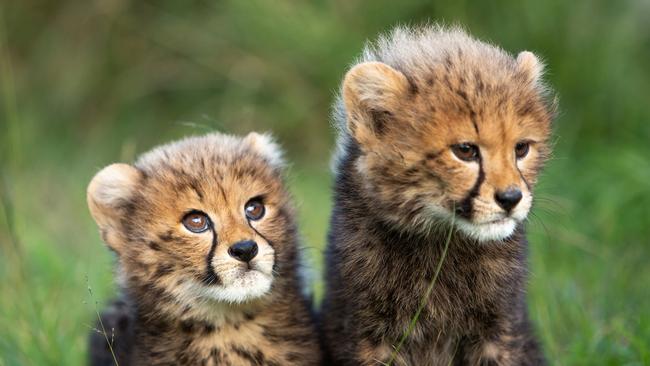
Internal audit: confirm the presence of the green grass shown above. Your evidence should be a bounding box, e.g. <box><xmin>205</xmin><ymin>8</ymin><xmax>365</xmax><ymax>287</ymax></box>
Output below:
<box><xmin>1</xmin><ymin>0</ymin><xmax>649</xmax><ymax>364</ymax></box>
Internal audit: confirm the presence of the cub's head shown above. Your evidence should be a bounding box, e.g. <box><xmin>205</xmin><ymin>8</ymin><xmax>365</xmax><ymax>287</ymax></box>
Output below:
<box><xmin>340</xmin><ymin>27</ymin><xmax>555</xmax><ymax>242</ymax></box>
<box><xmin>88</xmin><ymin>132</ymin><xmax>295</xmax><ymax>305</ymax></box>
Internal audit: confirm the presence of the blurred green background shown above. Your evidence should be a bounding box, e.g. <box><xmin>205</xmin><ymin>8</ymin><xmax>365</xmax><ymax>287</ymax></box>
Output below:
<box><xmin>1</xmin><ymin>0</ymin><xmax>649</xmax><ymax>364</ymax></box>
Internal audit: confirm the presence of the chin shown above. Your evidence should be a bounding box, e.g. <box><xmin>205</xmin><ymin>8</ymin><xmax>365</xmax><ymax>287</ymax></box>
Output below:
<box><xmin>220</xmin><ymin>270</ymin><xmax>273</xmax><ymax>303</ymax></box>
<box><xmin>455</xmin><ymin>217</ymin><xmax>517</xmax><ymax>242</ymax></box>
<box><xmin>179</xmin><ymin>270</ymin><xmax>273</xmax><ymax>305</ymax></box>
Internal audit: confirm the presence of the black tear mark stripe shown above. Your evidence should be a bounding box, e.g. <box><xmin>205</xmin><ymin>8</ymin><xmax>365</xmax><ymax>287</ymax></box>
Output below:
<box><xmin>246</xmin><ymin>220</ymin><xmax>278</xmax><ymax>273</ymax></box>
<box><xmin>246</xmin><ymin>219</ymin><xmax>274</xmax><ymax>249</ymax></box>
<box><xmin>457</xmin><ymin>155</ymin><xmax>485</xmax><ymax>219</ymax></box>
<box><xmin>515</xmin><ymin>164</ymin><xmax>531</xmax><ymax>191</ymax></box>
<box><xmin>203</xmin><ymin>226</ymin><xmax>221</xmax><ymax>286</ymax></box>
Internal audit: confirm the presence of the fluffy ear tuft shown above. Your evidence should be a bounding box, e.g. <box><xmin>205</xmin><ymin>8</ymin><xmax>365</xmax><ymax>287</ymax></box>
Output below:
<box><xmin>342</xmin><ymin>62</ymin><xmax>410</xmax><ymax>146</ymax></box>
<box><xmin>516</xmin><ymin>51</ymin><xmax>544</xmax><ymax>84</ymax></box>
<box><xmin>244</xmin><ymin>132</ymin><xmax>285</xmax><ymax>169</ymax></box>
<box><xmin>87</xmin><ymin>163</ymin><xmax>141</xmax><ymax>243</ymax></box>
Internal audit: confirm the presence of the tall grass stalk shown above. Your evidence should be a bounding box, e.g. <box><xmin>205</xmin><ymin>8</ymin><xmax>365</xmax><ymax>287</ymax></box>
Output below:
<box><xmin>0</xmin><ymin>4</ymin><xmax>21</xmax><ymax>169</ymax></box>
<box><xmin>86</xmin><ymin>279</ymin><xmax>119</xmax><ymax>366</ymax></box>
<box><xmin>0</xmin><ymin>3</ymin><xmax>20</xmax><ymax>255</ymax></box>
<box><xmin>385</xmin><ymin>212</ymin><xmax>456</xmax><ymax>366</ymax></box>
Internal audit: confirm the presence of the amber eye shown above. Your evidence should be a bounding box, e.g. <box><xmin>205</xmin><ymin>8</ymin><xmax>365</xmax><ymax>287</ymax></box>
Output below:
<box><xmin>515</xmin><ymin>142</ymin><xmax>530</xmax><ymax>159</ymax></box>
<box><xmin>245</xmin><ymin>199</ymin><xmax>265</xmax><ymax>221</ymax></box>
<box><xmin>182</xmin><ymin>211</ymin><xmax>210</xmax><ymax>233</ymax></box>
<box><xmin>451</xmin><ymin>143</ymin><xmax>479</xmax><ymax>162</ymax></box>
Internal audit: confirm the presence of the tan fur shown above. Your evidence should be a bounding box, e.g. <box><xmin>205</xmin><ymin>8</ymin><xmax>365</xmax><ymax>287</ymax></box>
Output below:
<box><xmin>88</xmin><ymin>132</ymin><xmax>321</xmax><ymax>365</ymax></box>
<box><xmin>322</xmin><ymin>25</ymin><xmax>554</xmax><ymax>366</ymax></box>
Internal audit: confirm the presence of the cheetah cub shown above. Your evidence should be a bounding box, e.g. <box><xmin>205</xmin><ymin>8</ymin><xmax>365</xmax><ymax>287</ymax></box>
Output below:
<box><xmin>87</xmin><ymin>132</ymin><xmax>321</xmax><ymax>365</ymax></box>
<box><xmin>321</xmin><ymin>26</ymin><xmax>555</xmax><ymax>365</ymax></box>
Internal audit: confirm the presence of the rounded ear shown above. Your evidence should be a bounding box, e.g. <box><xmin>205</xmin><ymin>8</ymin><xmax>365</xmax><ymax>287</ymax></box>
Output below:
<box><xmin>87</xmin><ymin>163</ymin><xmax>141</xmax><ymax>249</ymax></box>
<box><xmin>342</xmin><ymin>62</ymin><xmax>410</xmax><ymax>147</ymax></box>
<box><xmin>516</xmin><ymin>51</ymin><xmax>544</xmax><ymax>85</ymax></box>
<box><xmin>243</xmin><ymin>132</ymin><xmax>285</xmax><ymax>169</ymax></box>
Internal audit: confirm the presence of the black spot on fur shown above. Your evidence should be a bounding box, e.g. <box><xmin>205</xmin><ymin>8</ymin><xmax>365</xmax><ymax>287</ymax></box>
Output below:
<box><xmin>153</xmin><ymin>263</ymin><xmax>174</xmax><ymax>279</ymax></box>
<box><xmin>517</xmin><ymin>100</ymin><xmax>536</xmax><ymax>116</ymax></box>
<box><xmin>158</xmin><ymin>230</ymin><xmax>174</xmax><ymax>242</ymax></box>
<box><xmin>232</xmin><ymin>345</ymin><xmax>265</xmax><ymax>365</ymax></box>
<box><xmin>474</xmin><ymin>71</ymin><xmax>485</xmax><ymax>93</ymax></box>
<box><xmin>203</xmin><ymin>323</ymin><xmax>216</xmax><ymax>335</ymax></box>
<box><xmin>210</xmin><ymin>347</ymin><xmax>224</xmax><ymax>362</ymax></box>
<box><xmin>148</xmin><ymin>241</ymin><xmax>161</xmax><ymax>251</ymax></box>
<box><xmin>457</xmin><ymin>155</ymin><xmax>485</xmax><ymax>219</ymax></box>
<box><xmin>180</xmin><ymin>320</ymin><xmax>196</xmax><ymax>334</ymax></box>
<box><xmin>100</xmin><ymin>229</ymin><xmax>108</xmax><ymax>242</ymax></box>
<box><xmin>404</xmin><ymin>166</ymin><xmax>420</xmax><ymax>177</ymax></box>
<box><xmin>369</xmin><ymin>109</ymin><xmax>392</xmax><ymax>135</ymax></box>
<box><xmin>470</xmin><ymin>109</ymin><xmax>480</xmax><ymax>135</ymax></box>
<box><xmin>425</xmin><ymin>150</ymin><xmax>443</xmax><ymax>161</ymax></box>
<box><xmin>456</xmin><ymin>88</ymin><xmax>471</xmax><ymax>106</ymax></box>
<box><xmin>189</xmin><ymin>180</ymin><xmax>204</xmax><ymax>201</ymax></box>
<box><xmin>405</xmin><ymin>74</ymin><xmax>419</xmax><ymax>95</ymax></box>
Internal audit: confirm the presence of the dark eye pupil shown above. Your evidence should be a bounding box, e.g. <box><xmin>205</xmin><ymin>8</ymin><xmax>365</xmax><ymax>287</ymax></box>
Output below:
<box><xmin>245</xmin><ymin>200</ymin><xmax>265</xmax><ymax>220</ymax></box>
<box><xmin>515</xmin><ymin>142</ymin><xmax>530</xmax><ymax>158</ymax></box>
<box><xmin>452</xmin><ymin>143</ymin><xmax>478</xmax><ymax>161</ymax></box>
<box><xmin>182</xmin><ymin>212</ymin><xmax>208</xmax><ymax>233</ymax></box>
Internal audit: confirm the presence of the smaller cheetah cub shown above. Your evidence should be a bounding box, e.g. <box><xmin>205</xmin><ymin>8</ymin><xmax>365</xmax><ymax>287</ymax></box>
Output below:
<box><xmin>87</xmin><ymin>132</ymin><xmax>321</xmax><ymax>365</ymax></box>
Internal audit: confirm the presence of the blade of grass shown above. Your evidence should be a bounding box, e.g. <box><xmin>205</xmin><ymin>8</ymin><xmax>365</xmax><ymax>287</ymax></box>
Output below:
<box><xmin>86</xmin><ymin>278</ymin><xmax>119</xmax><ymax>366</ymax></box>
<box><xmin>385</xmin><ymin>211</ymin><xmax>456</xmax><ymax>366</ymax></box>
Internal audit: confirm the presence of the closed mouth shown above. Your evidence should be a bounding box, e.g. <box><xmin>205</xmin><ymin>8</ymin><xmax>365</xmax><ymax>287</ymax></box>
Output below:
<box><xmin>479</xmin><ymin>217</ymin><xmax>513</xmax><ymax>225</ymax></box>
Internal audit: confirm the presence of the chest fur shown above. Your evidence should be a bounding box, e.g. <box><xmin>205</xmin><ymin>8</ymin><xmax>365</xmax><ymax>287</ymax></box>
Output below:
<box><xmin>133</xmin><ymin>318</ymin><xmax>292</xmax><ymax>365</ymax></box>
<box><xmin>335</xmin><ymin>224</ymin><xmax>525</xmax><ymax>334</ymax></box>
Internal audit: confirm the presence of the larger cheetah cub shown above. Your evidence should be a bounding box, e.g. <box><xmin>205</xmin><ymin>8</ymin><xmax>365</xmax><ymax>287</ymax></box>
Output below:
<box><xmin>87</xmin><ymin>132</ymin><xmax>321</xmax><ymax>365</ymax></box>
<box><xmin>321</xmin><ymin>26</ymin><xmax>555</xmax><ymax>365</ymax></box>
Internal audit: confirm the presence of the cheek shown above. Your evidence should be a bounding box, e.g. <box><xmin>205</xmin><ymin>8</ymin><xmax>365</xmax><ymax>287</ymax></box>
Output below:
<box><xmin>252</xmin><ymin>207</ymin><xmax>292</xmax><ymax>243</ymax></box>
<box><xmin>174</xmin><ymin>234</ymin><xmax>215</xmax><ymax>276</ymax></box>
<box><xmin>516</xmin><ymin>154</ymin><xmax>542</xmax><ymax>187</ymax></box>
<box><xmin>253</xmin><ymin>240</ymin><xmax>276</xmax><ymax>268</ymax></box>
<box><xmin>433</xmin><ymin>159</ymin><xmax>481</xmax><ymax>202</ymax></box>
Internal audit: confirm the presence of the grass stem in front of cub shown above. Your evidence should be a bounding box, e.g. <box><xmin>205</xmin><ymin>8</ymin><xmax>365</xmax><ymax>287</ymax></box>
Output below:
<box><xmin>385</xmin><ymin>210</ymin><xmax>456</xmax><ymax>366</ymax></box>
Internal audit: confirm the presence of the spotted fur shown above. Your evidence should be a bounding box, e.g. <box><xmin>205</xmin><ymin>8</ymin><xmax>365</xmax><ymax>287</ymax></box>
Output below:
<box><xmin>322</xmin><ymin>25</ymin><xmax>555</xmax><ymax>365</ymax></box>
<box><xmin>87</xmin><ymin>132</ymin><xmax>321</xmax><ymax>365</ymax></box>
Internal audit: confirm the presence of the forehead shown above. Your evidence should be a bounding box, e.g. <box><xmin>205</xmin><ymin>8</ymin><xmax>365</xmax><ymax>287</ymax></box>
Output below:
<box><xmin>134</xmin><ymin>136</ymin><xmax>281</xmax><ymax>206</ymax></box>
<box><xmin>417</xmin><ymin>69</ymin><xmax>550</xmax><ymax>147</ymax></box>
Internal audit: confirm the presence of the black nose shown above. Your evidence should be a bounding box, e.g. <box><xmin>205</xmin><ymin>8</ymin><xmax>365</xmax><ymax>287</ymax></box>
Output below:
<box><xmin>494</xmin><ymin>188</ymin><xmax>523</xmax><ymax>212</ymax></box>
<box><xmin>228</xmin><ymin>240</ymin><xmax>258</xmax><ymax>262</ymax></box>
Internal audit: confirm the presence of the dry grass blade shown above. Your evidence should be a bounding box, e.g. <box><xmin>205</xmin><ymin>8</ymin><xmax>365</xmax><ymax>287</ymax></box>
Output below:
<box><xmin>86</xmin><ymin>278</ymin><xmax>119</xmax><ymax>366</ymax></box>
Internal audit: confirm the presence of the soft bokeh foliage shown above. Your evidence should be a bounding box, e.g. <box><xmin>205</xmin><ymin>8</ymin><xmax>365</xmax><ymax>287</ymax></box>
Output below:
<box><xmin>1</xmin><ymin>0</ymin><xmax>649</xmax><ymax>364</ymax></box>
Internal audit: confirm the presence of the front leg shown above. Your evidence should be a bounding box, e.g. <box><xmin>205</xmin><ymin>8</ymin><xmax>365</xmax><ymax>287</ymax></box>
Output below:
<box><xmin>355</xmin><ymin>340</ymin><xmax>408</xmax><ymax>366</ymax></box>
<box><xmin>462</xmin><ymin>333</ymin><xmax>546</xmax><ymax>366</ymax></box>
